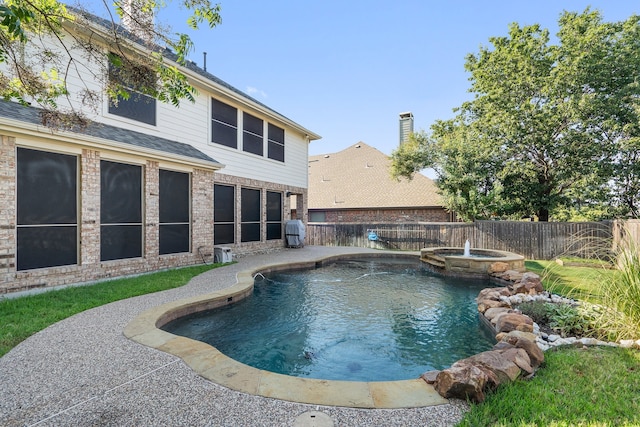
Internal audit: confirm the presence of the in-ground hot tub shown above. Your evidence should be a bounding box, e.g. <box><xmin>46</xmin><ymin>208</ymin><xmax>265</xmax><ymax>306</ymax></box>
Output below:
<box><xmin>420</xmin><ymin>247</ymin><xmax>525</xmax><ymax>278</ymax></box>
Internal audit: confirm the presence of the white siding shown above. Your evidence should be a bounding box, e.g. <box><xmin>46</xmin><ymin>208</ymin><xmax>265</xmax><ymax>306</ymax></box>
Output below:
<box><xmin>3</xmin><ymin>27</ymin><xmax>315</xmax><ymax>189</ymax></box>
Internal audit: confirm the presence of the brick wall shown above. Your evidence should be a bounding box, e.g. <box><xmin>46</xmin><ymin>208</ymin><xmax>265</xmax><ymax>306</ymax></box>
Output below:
<box><xmin>316</xmin><ymin>208</ymin><xmax>451</xmax><ymax>223</ymax></box>
<box><xmin>1</xmin><ymin>136</ymin><xmax>307</xmax><ymax>295</ymax></box>
<box><xmin>212</xmin><ymin>172</ymin><xmax>307</xmax><ymax>256</ymax></box>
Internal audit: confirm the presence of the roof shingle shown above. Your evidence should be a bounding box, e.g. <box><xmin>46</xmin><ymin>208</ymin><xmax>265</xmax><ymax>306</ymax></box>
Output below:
<box><xmin>308</xmin><ymin>142</ymin><xmax>442</xmax><ymax>209</ymax></box>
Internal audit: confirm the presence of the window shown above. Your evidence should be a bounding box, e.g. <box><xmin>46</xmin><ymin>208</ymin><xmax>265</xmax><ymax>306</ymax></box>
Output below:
<box><xmin>241</xmin><ymin>188</ymin><xmax>261</xmax><ymax>242</ymax></box>
<box><xmin>266</xmin><ymin>191</ymin><xmax>282</xmax><ymax>240</ymax></box>
<box><xmin>159</xmin><ymin>169</ymin><xmax>190</xmax><ymax>255</ymax></box>
<box><xmin>16</xmin><ymin>148</ymin><xmax>78</xmax><ymax>270</ymax></box>
<box><xmin>214</xmin><ymin>184</ymin><xmax>235</xmax><ymax>245</ymax></box>
<box><xmin>243</xmin><ymin>112</ymin><xmax>264</xmax><ymax>156</ymax></box>
<box><xmin>100</xmin><ymin>160</ymin><xmax>143</xmax><ymax>261</ymax></box>
<box><xmin>309</xmin><ymin>211</ymin><xmax>326</xmax><ymax>222</ymax></box>
<box><xmin>107</xmin><ymin>55</ymin><xmax>156</xmax><ymax>125</ymax></box>
<box><xmin>268</xmin><ymin>123</ymin><xmax>285</xmax><ymax>162</ymax></box>
<box><xmin>212</xmin><ymin>98</ymin><xmax>238</xmax><ymax>148</ymax></box>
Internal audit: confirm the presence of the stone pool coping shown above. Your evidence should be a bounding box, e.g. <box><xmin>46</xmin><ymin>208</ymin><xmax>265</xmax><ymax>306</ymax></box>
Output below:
<box><xmin>124</xmin><ymin>252</ymin><xmax>449</xmax><ymax>409</ymax></box>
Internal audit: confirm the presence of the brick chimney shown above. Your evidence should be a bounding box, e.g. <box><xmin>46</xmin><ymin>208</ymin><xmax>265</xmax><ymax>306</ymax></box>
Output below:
<box><xmin>399</xmin><ymin>112</ymin><xmax>414</xmax><ymax>145</ymax></box>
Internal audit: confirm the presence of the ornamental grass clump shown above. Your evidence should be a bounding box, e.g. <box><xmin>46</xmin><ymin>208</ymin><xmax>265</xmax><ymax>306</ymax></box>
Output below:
<box><xmin>593</xmin><ymin>235</ymin><xmax>640</xmax><ymax>341</ymax></box>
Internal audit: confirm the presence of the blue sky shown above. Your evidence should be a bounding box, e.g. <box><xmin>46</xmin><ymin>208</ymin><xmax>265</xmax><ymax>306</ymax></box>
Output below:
<box><xmin>80</xmin><ymin>1</ymin><xmax>639</xmax><ymax>156</ymax></box>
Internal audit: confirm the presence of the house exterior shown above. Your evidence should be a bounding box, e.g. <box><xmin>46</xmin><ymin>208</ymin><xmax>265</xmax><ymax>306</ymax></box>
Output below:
<box><xmin>0</xmin><ymin>10</ymin><xmax>320</xmax><ymax>294</ymax></box>
<box><xmin>307</xmin><ymin>142</ymin><xmax>451</xmax><ymax>223</ymax></box>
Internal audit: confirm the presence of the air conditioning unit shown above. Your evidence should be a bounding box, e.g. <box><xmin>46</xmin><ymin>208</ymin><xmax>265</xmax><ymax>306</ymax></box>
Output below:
<box><xmin>213</xmin><ymin>246</ymin><xmax>233</xmax><ymax>263</ymax></box>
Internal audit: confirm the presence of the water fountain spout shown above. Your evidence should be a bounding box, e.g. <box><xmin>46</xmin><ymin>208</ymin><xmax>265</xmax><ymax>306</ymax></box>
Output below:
<box><xmin>464</xmin><ymin>240</ymin><xmax>471</xmax><ymax>257</ymax></box>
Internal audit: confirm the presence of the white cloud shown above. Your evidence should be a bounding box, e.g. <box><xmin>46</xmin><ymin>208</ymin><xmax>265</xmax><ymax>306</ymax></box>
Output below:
<box><xmin>246</xmin><ymin>86</ymin><xmax>268</xmax><ymax>99</ymax></box>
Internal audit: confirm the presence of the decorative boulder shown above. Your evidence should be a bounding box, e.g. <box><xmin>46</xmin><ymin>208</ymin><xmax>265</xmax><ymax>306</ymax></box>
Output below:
<box><xmin>434</xmin><ymin>363</ymin><xmax>497</xmax><ymax>403</ymax></box>
<box><xmin>483</xmin><ymin>307</ymin><xmax>513</xmax><ymax>322</ymax></box>
<box><xmin>502</xmin><ymin>333</ymin><xmax>544</xmax><ymax>368</ymax></box>
<box><xmin>463</xmin><ymin>351</ymin><xmax>522</xmax><ymax>384</ymax></box>
<box><xmin>497</xmin><ymin>347</ymin><xmax>534</xmax><ymax>375</ymax></box>
<box><xmin>495</xmin><ymin>313</ymin><xmax>534</xmax><ymax>333</ymax></box>
<box><xmin>488</xmin><ymin>262</ymin><xmax>510</xmax><ymax>274</ymax></box>
<box><xmin>477</xmin><ymin>299</ymin><xmax>511</xmax><ymax>313</ymax></box>
<box><xmin>511</xmin><ymin>272</ymin><xmax>543</xmax><ymax>295</ymax></box>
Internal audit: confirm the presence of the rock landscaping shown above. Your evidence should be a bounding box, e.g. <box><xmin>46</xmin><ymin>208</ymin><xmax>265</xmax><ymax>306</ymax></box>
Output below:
<box><xmin>421</xmin><ymin>262</ymin><xmax>640</xmax><ymax>403</ymax></box>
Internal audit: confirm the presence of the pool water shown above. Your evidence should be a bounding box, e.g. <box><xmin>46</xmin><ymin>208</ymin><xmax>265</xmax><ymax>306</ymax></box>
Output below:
<box><xmin>163</xmin><ymin>257</ymin><xmax>496</xmax><ymax>382</ymax></box>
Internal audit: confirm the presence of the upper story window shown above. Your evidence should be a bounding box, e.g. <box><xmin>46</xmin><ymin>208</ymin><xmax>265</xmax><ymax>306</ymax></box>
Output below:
<box><xmin>211</xmin><ymin>98</ymin><xmax>238</xmax><ymax>148</ymax></box>
<box><xmin>268</xmin><ymin>124</ymin><xmax>285</xmax><ymax>162</ymax></box>
<box><xmin>107</xmin><ymin>54</ymin><xmax>156</xmax><ymax>126</ymax></box>
<box><xmin>243</xmin><ymin>112</ymin><xmax>263</xmax><ymax>156</ymax></box>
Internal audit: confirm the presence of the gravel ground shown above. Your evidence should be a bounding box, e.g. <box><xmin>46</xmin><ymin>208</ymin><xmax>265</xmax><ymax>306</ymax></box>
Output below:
<box><xmin>0</xmin><ymin>246</ymin><xmax>469</xmax><ymax>426</ymax></box>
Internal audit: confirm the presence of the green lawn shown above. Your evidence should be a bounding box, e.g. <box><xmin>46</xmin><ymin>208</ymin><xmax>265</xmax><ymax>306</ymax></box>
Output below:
<box><xmin>457</xmin><ymin>259</ymin><xmax>640</xmax><ymax>426</ymax></box>
<box><xmin>0</xmin><ymin>264</ymin><xmax>219</xmax><ymax>357</ymax></box>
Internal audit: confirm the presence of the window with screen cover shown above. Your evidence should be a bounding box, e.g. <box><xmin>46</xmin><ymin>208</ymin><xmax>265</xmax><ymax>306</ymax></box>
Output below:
<box><xmin>243</xmin><ymin>112</ymin><xmax>264</xmax><ymax>156</ymax></box>
<box><xmin>107</xmin><ymin>54</ymin><xmax>156</xmax><ymax>125</ymax></box>
<box><xmin>214</xmin><ymin>184</ymin><xmax>235</xmax><ymax>245</ymax></box>
<box><xmin>211</xmin><ymin>98</ymin><xmax>238</xmax><ymax>148</ymax></box>
<box><xmin>100</xmin><ymin>160</ymin><xmax>143</xmax><ymax>261</ymax></box>
<box><xmin>241</xmin><ymin>187</ymin><xmax>261</xmax><ymax>242</ymax></box>
<box><xmin>266</xmin><ymin>191</ymin><xmax>282</xmax><ymax>240</ymax></box>
<box><xmin>16</xmin><ymin>148</ymin><xmax>78</xmax><ymax>270</ymax></box>
<box><xmin>159</xmin><ymin>169</ymin><xmax>190</xmax><ymax>255</ymax></box>
<box><xmin>268</xmin><ymin>123</ymin><xmax>285</xmax><ymax>162</ymax></box>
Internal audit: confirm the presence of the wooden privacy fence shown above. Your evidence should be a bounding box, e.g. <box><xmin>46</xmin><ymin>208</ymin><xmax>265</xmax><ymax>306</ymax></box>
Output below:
<box><xmin>305</xmin><ymin>220</ymin><xmax>618</xmax><ymax>260</ymax></box>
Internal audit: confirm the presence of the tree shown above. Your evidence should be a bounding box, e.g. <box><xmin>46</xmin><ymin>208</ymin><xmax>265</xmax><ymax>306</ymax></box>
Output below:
<box><xmin>0</xmin><ymin>0</ymin><xmax>221</xmax><ymax>127</ymax></box>
<box><xmin>391</xmin><ymin>9</ymin><xmax>640</xmax><ymax>221</ymax></box>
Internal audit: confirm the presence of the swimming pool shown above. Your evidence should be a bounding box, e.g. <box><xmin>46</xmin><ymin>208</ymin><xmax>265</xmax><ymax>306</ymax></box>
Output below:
<box><xmin>163</xmin><ymin>257</ymin><xmax>496</xmax><ymax>382</ymax></box>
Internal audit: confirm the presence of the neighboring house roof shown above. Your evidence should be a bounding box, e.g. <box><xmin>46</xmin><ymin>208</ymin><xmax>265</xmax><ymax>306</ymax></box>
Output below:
<box><xmin>308</xmin><ymin>142</ymin><xmax>443</xmax><ymax>210</ymax></box>
<box><xmin>0</xmin><ymin>100</ymin><xmax>222</xmax><ymax>168</ymax></box>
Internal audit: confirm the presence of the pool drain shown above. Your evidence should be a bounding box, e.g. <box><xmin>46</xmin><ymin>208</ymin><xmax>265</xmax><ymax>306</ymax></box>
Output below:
<box><xmin>293</xmin><ymin>411</ymin><xmax>334</xmax><ymax>427</ymax></box>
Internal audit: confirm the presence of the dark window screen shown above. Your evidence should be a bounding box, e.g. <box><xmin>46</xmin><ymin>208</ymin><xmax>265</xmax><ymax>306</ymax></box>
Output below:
<box><xmin>159</xmin><ymin>170</ymin><xmax>190</xmax><ymax>255</ymax></box>
<box><xmin>214</xmin><ymin>224</ymin><xmax>235</xmax><ymax>245</ymax></box>
<box><xmin>159</xmin><ymin>170</ymin><xmax>189</xmax><ymax>223</ymax></box>
<box><xmin>108</xmin><ymin>92</ymin><xmax>156</xmax><ymax>126</ymax></box>
<box><xmin>214</xmin><ymin>184</ymin><xmax>235</xmax><ymax>245</ymax></box>
<box><xmin>16</xmin><ymin>148</ymin><xmax>78</xmax><ymax>270</ymax></box>
<box><xmin>241</xmin><ymin>188</ymin><xmax>261</xmax><ymax>222</ymax></box>
<box><xmin>243</xmin><ymin>113</ymin><xmax>263</xmax><ymax>156</ymax></box>
<box><xmin>101</xmin><ymin>161</ymin><xmax>142</xmax><ymax>223</ymax></box>
<box><xmin>241</xmin><ymin>188</ymin><xmax>261</xmax><ymax>242</ymax></box>
<box><xmin>17</xmin><ymin>148</ymin><xmax>77</xmax><ymax>225</ymax></box>
<box><xmin>100</xmin><ymin>225</ymin><xmax>143</xmax><ymax>261</ymax></box>
<box><xmin>101</xmin><ymin>160</ymin><xmax>142</xmax><ymax>261</ymax></box>
<box><xmin>212</xmin><ymin>98</ymin><xmax>237</xmax><ymax>148</ymax></box>
<box><xmin>159</xmin><ymin>224</ymin><xmax>190</xmax><ymax>255</ymax></box>
<box><xmin>107</xmin><ymin>56</ymin><xmax>157</xmax><ymax>126</ymax></box>
<box><xmin>17</xmin><ymin>226</ymin><xmax>77</xmax><ymax>270</ymax></box>
<box><xmin>266</xmin><ymin>191</ymin><xmax>282</xmax><ymax>240</ymax></box>
<box><xmin>268</xmin><ymin>123</ymin><xmax>285</xmax><ymax>162</ymax></box>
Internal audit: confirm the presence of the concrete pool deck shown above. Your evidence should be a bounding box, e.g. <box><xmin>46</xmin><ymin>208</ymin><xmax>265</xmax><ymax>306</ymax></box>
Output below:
<box><xmin>0</xmin><ymin>246</ymin><xmax>469</xmax><ymax>426</ymax></box>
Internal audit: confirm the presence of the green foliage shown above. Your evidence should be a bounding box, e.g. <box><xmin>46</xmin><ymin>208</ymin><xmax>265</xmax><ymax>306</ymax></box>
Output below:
<box><xmin>458</xmin><ymin>346</ymin><xmax>640</xmax><ymax>426</ymax></box>
<box><xmin>592</xmin><ymin>234</ymin><xmax>640</xmax><ymax>341</ymax></box>
<box><xmin>517</xmin><ymin>300</ymin><xmax>551</xmax><ymax>325</ymax></box>
<box><xmin>0</xmin><ymin>263</ymin><xmax>221</xmax><ymax>357</ymax></box>
<box><xmin>546</xmin><ymin>303</ymin><xmax>595</xmax><ymax>338</ymax></box>
<box><xmin>0</xmin><ymin>0</ymin><xmax>222</xmax><ymax>126</ymax></box>
<box><xmin>390</xmin><ymin>9</ymin><xmax>640</xmax><ymax>220</ymax></box>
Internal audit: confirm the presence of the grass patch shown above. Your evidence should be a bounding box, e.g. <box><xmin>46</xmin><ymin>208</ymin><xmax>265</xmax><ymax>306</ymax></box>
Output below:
<box><xmin>457</xmin><ymin>346</ymin><xmax>640</xmax><ymax>427</ymax></box>
<box><xmin>0</xmin><ymin>264</ymin><xmax>220</xmax><ymax>357</ymax></box>
<box><xmin>524</xmin><ymin>260</ymin><xmax>612</xmax><ymax>302</ymax></box>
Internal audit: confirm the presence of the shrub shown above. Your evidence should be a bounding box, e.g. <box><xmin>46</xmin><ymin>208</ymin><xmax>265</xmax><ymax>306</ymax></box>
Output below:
<box><xmin>517</xmin><ymin>300</ymin><xmax>551</xmax><ymax>325</ymax></box>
